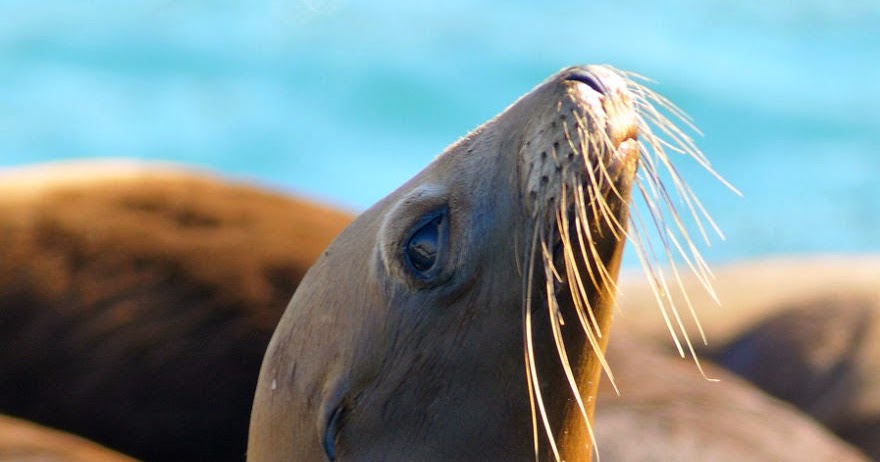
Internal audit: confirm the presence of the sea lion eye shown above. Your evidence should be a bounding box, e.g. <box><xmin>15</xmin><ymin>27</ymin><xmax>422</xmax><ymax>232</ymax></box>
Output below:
<box><xmin>403</xmin><ymin>209</ymin><xmax>447</xmax><ymax>278</ymax></box>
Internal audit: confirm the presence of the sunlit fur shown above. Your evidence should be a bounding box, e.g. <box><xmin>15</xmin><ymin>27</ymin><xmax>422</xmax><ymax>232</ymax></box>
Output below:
<box><xmin>522</xmin><ymin>66</ymin><xmax>739</xmax><ymax>461</ymax></box>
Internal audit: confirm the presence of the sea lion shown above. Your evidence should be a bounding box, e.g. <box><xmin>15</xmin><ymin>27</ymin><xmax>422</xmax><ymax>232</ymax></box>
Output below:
<box><xmin>614</xmin><ymin>256</ymin><xmax>880</xmax><ymax>348</ymax></box>
<box><xmin>248</xmin><ymin>65</ymin><xmax>726</xmax><ymax>461</ymax></box>
<box><xmin>710</xmin><ymin>286</ymin><xmax>880</xmax><ymax>458</ymax></box>
<box><xmin>614</xmin><ymin>256</ymin><xmax>880</xmax><ymax>459</ymax></box>
<box><xmin>594</xmin><ymin>331</ymin><xmax>870</xmax><ymax>461</ymax></box>
<box><xmin>0</xmin><ymin>160</ymin><xmax>352</xmax><ymax>461</ymax></box>
<box><xmin>0</xmin><ymin>414</ymin><xmax>138</xmax><ymax>462</ymax></box>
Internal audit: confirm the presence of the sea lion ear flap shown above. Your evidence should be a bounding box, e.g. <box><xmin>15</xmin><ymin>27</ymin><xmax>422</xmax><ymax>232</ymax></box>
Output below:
<box><xmin>321</xmin><ymin>403</ymin><xmax>344</xmax><ymax>461</ymax></box>
<box><xmin>317</xmin><ymin>378</ymin><xmax>350</xmax><ymax>461</ymax></box>
<box><xmin>377</xmin><ymin>184</ymin><xmax>454</xmax><ymax>289</ymax></box>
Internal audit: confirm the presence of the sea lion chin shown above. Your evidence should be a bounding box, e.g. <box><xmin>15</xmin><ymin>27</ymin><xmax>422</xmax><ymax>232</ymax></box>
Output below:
<box><xmin>248</xmin><ymin>65</ymin><xmax>717</xmax><ymax>461</ymax></box>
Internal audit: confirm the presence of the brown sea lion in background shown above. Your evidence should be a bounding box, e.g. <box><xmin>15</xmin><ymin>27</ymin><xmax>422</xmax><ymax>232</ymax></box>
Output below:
<box><xmin>594</xmin><ymin>332</ymin><xmax>870</xmax><ymax>461</ymax></box>
<box><xmin>614</xmin><ymin>256</ymin><xmax>880</xmax><ymax>459</ymax></box>
<box><xmin>709</xmin><ymin>270</ymin><xmax>880</xmax><ymax>459</ymax></box>
<box><xmin>0</xmin><ymin>414</ymin><xmax>137</xmax><ymax>462</ymax></box>
<box><xmin>0</xmin><ymin>160</ymin><xmax>351</xmax><ymax>461</ymax></box>
<box><xmin>614</xmin><ymin>256</ymin><xmax>880</xmax><ymax>347</ymax></box>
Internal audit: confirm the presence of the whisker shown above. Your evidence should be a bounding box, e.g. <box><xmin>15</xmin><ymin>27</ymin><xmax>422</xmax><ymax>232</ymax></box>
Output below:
<box><xmin>523</xmin><ymin>226</ymin><xmax>559</xmax><ymax>461</ymax></box>
<box><xmin>521</xmin><ymin>65</ymin><xmax>734</xmax><ymax>459</ymax></box>
<box><xmin>621</xmin><ymin>68</ymin><xmax>735</xmax><ymax>374</ymax></box>
<box><xmin>542</xmin><ymin>242</ymin><xmax>601</xmax><ymax>459</ymax></box>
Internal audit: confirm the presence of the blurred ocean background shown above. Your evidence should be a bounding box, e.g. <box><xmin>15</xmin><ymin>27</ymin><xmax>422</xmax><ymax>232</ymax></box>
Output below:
<box><xmin>2</xmin><ymin>0</ymin><xmax>878</xmax><ymax>267</ymax></box>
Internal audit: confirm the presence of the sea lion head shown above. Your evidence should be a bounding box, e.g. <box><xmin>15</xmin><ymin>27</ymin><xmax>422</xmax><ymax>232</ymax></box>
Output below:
<box><xmin>248</xmin><ymin>65</ymin><xmax>718</xmax><ymax>461</ymax></box>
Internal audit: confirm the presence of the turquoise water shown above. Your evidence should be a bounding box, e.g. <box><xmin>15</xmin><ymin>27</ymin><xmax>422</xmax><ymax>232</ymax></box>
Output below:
<box><xmin>2</xmin><ymin>1</ymin><xmax>879</xmax><ymax>265</ymax></box>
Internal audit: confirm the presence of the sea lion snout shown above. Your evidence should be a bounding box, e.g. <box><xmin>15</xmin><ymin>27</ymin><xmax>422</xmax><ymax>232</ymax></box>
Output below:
<box><xmin>519</xmin><ymin>66</ymin><xmax>640</xmax><ymax>222</ymax></box>
<box><xmin>562</xmin><ymin>65</ymin><xmax>639</xmax><ymax>149</ymax></box>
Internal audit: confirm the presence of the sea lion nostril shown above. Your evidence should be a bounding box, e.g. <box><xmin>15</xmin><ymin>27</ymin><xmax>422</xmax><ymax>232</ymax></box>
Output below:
<box><xmin>566</xmin><ymin>71</ymin><xmax>605</xmax><ymax>95</ymax></box>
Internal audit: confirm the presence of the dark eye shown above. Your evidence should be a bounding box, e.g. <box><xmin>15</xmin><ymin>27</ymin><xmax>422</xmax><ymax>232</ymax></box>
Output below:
<box><xmin>403</xmin><ymin>210</ymin><xmax>447</xmax><ymax>278</ymax></box>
